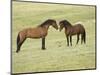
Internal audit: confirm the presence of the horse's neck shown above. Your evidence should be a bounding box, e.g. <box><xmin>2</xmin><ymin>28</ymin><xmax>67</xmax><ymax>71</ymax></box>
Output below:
<box><xmin>42</xmin><ymin>25</ymin><xmax>50</xmax><ymax>31</ymax></box>
<box><xmin>65</xmin><ymin>25</ymin><xmax>72</xmax><ymax>29</ymax></box>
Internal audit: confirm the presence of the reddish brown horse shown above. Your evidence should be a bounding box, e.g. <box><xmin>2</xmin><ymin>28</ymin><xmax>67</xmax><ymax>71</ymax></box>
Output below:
<box><xmin>59</xmin><ymin>20</ymin><xmax>86</xmax><ymax>46</ymax></box>
<box><xmin>16</xmin><ymin>19</ymin><xmax>58</xmax><ymax>53</ymax></box>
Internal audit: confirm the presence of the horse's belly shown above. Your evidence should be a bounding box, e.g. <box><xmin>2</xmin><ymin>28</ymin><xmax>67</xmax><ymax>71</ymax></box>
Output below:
<box><xmin>27</xmin><ymin>30</ymin><xmax>47</xmax><ymax>38</ymax></box>
<box><xmin>70</xmin><ymin>29</ymin><xmax>80</xmax><ymax>35</ymax></box>
<box><xmin>71</xmin><ymin>32</ymin><xmax>77</xmax><ymax>35</ymax></box>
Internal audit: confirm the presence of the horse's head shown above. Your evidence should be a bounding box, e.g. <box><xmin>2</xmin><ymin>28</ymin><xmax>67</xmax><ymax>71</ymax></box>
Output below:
<box><xmin>59</xmin><ymin>20</ymin><xmax>66</xmax><ymax>31</ymax></box>
<box><xmin>59</xmin><ymin>20</ymin><xmax>71</xmax><ymax>31</ymax></box>
<box><xmin>48</xmin><ymin>19</ymin><xmax>58</xmax><ymax>30</ymax></box>
<box><xmin>40</xmin><ymin>19</ymin><xmax>58</xmax><ymax>30</ymax></box>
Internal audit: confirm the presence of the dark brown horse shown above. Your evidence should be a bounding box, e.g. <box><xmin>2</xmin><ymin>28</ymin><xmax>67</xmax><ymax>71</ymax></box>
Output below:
<box><xmin>59</xmin><ymin>20</ymin><xmax>86</xmax><ymax>46</ymax></box>
<box><xmin>16</xmin><ymin>19</ymin><xmax>58</xmax><ymax>53</ymax></box>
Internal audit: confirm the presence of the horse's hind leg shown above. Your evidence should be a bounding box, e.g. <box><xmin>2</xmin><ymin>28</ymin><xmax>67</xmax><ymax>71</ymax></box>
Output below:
<box><xmin>16</xmin><ymin>42</ymin><xmax>22</xmax><ymax>53</ymax></box>
<box><xmin>76</xmin><ymin>34</ymin><xmax>79</xmax><ymax>45</ymax></box>
<box><xmin>83</xmin><ymin>31</ymin><xmax>86</xmax><ymax>44</ymax></box>
<box><xmin>16</xmin><ymin>34</ymin><xmax>20</xmax><ymax>53</ymax></box>
<box><xmin>16</xmin><ymin>43</ymin><xmax>21</xmax><ymax>53</ymax></box>
<box><xmin>16</xmin><ymin>34</ymin><xmax>26</xmax><ymax>53</ymax></box>
<box><xmin>42</xmin><ymin>37</ymin><xmax>46</xmax><ymax>50</ymax></box>
<box><xmin>81</xmin><ymin>34</ymin><xmax>83</xmax><ymax>44</ymax></box>
<box><xmin>16</xmin><ymin>38</ymin><xmax>26</xmax><ymax>53</ymax></box>
<box><xmin>70</xmin><ymin>36</ymin><xmax>72</xmax><ymax>46</ymax></box>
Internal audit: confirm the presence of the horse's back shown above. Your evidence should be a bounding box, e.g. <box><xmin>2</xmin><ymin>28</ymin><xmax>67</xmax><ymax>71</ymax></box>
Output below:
<box><xmin>67</xmin><ymin>23</ymin><xmax>85</xmax><ymax>35</ymax></box>
<box><xmin>74</xmin><ymin>23</ymin><xmax>85</xmax><ymax>33</ymax></box>
<box><xmin>18</xmin><ymin>28</ymin><xmax>27</xmax><ymax>39</ymax></box>
<box><xmin>20</xmin><ymin>27</ymin><xmax>47</xmax><ymax>38</ymax></box>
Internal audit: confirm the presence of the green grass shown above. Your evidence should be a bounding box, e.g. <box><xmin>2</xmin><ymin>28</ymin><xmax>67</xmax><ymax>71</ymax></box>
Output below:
<box><xmin>12</xmin><ymin>1</ymin><xmax>96</xmax><ymax>73</ymax></box>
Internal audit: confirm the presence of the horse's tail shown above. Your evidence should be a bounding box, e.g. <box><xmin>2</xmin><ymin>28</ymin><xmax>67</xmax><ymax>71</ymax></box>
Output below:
<box><xmin>83</xmin><ymin>30</ymin><xmax>86</xmax><ymax>44</ymax></box>
<box><xmin>17</xmin><ymin>33</ymin><xmax>20</xmax><ymax>46</ymax></box>
<box><xmin>16</xmin><ymin>33</ymin><xmax>20</xmax><ymax>53</ymax></box>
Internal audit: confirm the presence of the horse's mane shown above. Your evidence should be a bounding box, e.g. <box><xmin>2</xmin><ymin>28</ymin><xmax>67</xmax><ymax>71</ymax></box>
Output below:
<box><xmin>61</xmin><ymin>20</ymin><xmax>72</xmax><ymax>27</ymax></box>
<box><xmin>38</xmin><ymin>19</ymin><xmax>55</xmax><ymax>27</ymax></box>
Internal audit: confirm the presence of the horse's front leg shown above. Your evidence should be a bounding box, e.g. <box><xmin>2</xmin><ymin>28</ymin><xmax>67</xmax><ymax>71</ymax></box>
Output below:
<box><xmin>42</xmin><ymin>37</ymin><xmax>46</xmax><ymax>50</ymax></box>
<box><xmin>70</xmin><ymin>35</ymin><xmax>72</xmax><ymax>46</ymax></box>
<box><xmin>66</xmin><ymin>35</ymin><xmax>69</xmax><ymax>46</ymax></box>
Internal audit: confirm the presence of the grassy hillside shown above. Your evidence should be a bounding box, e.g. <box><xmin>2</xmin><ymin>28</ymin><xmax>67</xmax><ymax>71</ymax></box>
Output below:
<box><xmin>12</xmin><ymin>1</ymin><xmax>96</xmax><ymax>74</ymax></box>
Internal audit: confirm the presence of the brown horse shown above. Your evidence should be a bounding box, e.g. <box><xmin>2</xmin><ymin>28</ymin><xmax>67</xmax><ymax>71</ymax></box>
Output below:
<box><xmin>59</xmin><ymin>20</ymin><xmax>86</xmax><ymax>46</ymax></box>
<box><xmin>16</xmin><ymin>19</ymin><xmax>58</xmax><ymax>53</ymax></box>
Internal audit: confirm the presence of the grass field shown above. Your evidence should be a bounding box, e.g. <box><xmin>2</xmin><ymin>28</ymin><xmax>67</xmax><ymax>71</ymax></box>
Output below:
<box><xmin>12</xmin><ymin>1</ymin><xmax>96</xmax><ymax>74</ymax></box>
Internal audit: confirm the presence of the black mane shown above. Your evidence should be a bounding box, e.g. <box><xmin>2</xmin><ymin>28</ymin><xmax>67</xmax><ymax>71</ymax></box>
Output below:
<box><xmin>39</xmin><ymin>19</ymin><xmax>55</xmax><ymax>27</ymax></box>
<box><xmin>60</xmin><ymin>20</ymin><xmax>72</xmax><ymax>27</ymax></box>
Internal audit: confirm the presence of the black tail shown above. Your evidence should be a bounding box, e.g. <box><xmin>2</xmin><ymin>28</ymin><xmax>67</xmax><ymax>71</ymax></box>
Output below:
<box><xmin>17</xmin><ymin>34</ymin><xmax>20</xmax><ymax>46</ymax></box>
<box><xmin>16</xmin><ymin>33</ymin><xmax>20</xmax><ymax>53</ymax></box>
<box><xmin>83</xmin><ymin>30</ymin><xmax>86</xmax><ymax>44</ymax></box>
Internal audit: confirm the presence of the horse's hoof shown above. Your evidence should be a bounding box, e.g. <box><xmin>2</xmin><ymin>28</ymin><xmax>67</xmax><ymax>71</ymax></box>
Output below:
<box><xmin>16</xmin><ymin>50</ymin><xmax>19</xmax><ymax>53</ymax></box>
<box><xmin>42</xmin><ymin>48</ymin><xmax>46</xmax><ymax>50</ymax></box>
